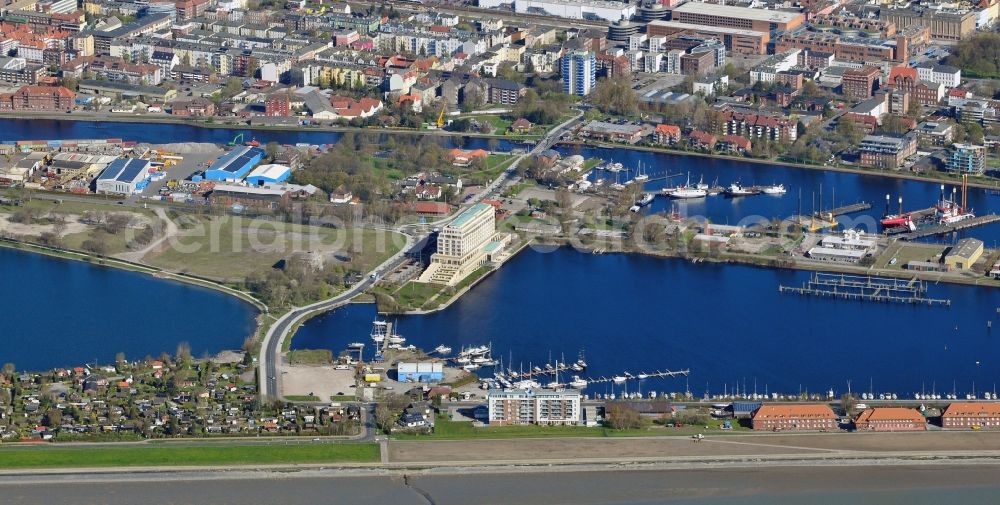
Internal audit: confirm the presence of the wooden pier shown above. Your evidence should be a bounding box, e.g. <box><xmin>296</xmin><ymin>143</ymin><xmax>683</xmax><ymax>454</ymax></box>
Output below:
<box><xmin>779</xmin><ymin>273</ymin><xmax>951</xmax><ymax>306</ymax></box>
<box><xmin>816</xmin><ymin>201</ymin><xmax>871</xmax><ymax>219</ymax></box>
<box><xmin>896</xmin><ymin>214</ymin><xmax>1000</xmax><ymax>240</ymax></box>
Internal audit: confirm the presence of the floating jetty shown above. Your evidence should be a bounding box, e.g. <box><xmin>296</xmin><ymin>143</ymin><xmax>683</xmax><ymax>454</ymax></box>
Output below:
<box><xmin>779</xmin><ymin>273</ymin><xmax>951</xmax><ymax>306</ymax></box>
<box><xmin>896</xmin><ymin>214</ymin><xmax>1000</xmax><ymax>240</ymax></box>
<box><xmin>816</xmin><ymin>201</ymin><xmax>871</xmax><ymax>219</ymax></box>
<box><xmin>585</xmin><ymin>369</ymin><xmax>690</xmax><ymax>385</ymax></box>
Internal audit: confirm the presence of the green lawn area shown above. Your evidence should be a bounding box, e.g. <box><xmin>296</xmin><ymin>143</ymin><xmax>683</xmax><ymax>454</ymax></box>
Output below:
<box><xmin>287</xmin><ymin>349</ymin><xmax>333</xmax><ymax>365</ymax></box>
<box><xmin>874</xmin><ymin>242</ymin><xmax>947</xmax><ymax>270</ymax></box>
<box><xmin>393</xmin><ymin>281</ymin><xmax>446</xmax><ymax>310</ymax></box>
<box><xmin>284</xmin><ymin>395</ymin><xmax>321</xmax><ymax>402</ymax></box>
<box><xmin>145</xmin><ymin>216</ymin><xmax>405</xmax><ymax>281</ymax></box>
<box><xmin>394</xmin><ymin>415</ymin><xmax>748</xmax><ymax>440</ymax></box>
<box><xmin>0</xmin><ymin>442</ymin><xmax>379</xmax><ymax>469</ymax></box>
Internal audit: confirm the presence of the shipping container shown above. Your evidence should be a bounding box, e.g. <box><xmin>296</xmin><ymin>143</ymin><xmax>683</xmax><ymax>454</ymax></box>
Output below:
<box><xmin>364</xmin><ymin>374</ymin><xmax>381</xmax><ymax>383</ymax></box>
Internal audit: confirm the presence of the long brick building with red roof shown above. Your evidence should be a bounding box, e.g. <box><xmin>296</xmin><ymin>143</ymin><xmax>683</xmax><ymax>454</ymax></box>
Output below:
<box><xmin>854</xmin><ymin>407</ymin><xmax>927</xmax><ymax>432</ymax></box>
<box><xmin>942</xmin><ymin>402</ymin><xmax>1000</xmax><ymax>429</ymax></box>
<box><xmin>0</xmin><ymin>85</ymin><xmax>74</xmax><ymax>111</ymax></box>
<box><xmin>751</xmin><ymin>404</ymin><xmax>837</xmax><ymax>431</ymax></box>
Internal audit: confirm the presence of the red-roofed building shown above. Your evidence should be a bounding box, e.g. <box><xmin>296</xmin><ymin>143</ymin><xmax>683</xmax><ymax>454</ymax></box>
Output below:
<box><xmin>329</xmin><ymin>95</ymin><xmax>383</xmax><ymax>119</ymax></box>
<box><xmin>446</xmin><ymin>148</ymin><xmax>489</xmax><ymax>166</ymax></box>
<box><xmin>654</xmin><ymin>124</ymin><xmax>682</xmax><ymax>145</ymax></box>
<box><xmin>510</xmin><ymin>118</ymin><xmax>533</xmax><ymax>134</ymax></box>
<box><xmin>687</xmin><ymin>130</ymin><xmax>717</xmax><ymax>150</ymax></box>
<box><xmin>886</xmin><ymin>65</ymin><xmax>942</xmax><ymax>106</ymax></box>
<box><xmin>409</xmin><ymin>201</ymin><xmax>451</xmax><ymax>216</ymax></box>
<box><xmin>842</xmin><ymin>112</ymin><xmax>879</xmax><ymax>134</ymax></box>
<box><xmin>854</xmin><ymin>407</ymin><xmax>926</xmax><ymax>431</ymax></box>
<box><xmin>398</xmin><ymin>93</ymin><xmax>422</xmax><ymax>112</ymax></box>
<box><xmin>718</xmin><ymin>134</ymin><xmax>752</xmax><ymax>154</ymax></box>
<box><xmin>942</xmin><ymin>402</ymin><xmax>1000</xmax><ymax>429</ymax></box>
<box><xmin>751</xmin><ymin>404</ymin><xmax>837</xmax><ymax>431</ymax></box>
<box><xmin>0</xmin><ymin>85</ymin><xmax>74</xmax><ymax>111</ymax></box>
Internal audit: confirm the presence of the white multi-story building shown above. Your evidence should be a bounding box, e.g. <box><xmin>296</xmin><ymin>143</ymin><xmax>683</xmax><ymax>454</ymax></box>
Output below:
<box><xmin>916</xmin><ymin>62</ymin><xmax>961</xmax><ymax>89</ymax></box>
<box><xmin>562</xmin><ymin>50</ymin><xmax>596</xmax><ymax>96</ymax></box>
<box><xmin>478</xmin><ymin>0</ymin><xmax>636</xmax><ymax>22</ymax></box>
<box><xmin>418</xmin><ymin>203</ymin><xmax>506</xmax><ymax>285</ymax></box>
<box><xmin>487</xmin><ymin>390</ymin><xmax>581</xmax><ymax>426</ymax></box>
<box><xmin>643</xmin><ymin>52</ymin><xmax>663</xmax><ymax>73</ymax></box>
<box><xmin>628</xmin><ymin>34</ymin><xmax>647</xmax><ymax>52</ymax></box>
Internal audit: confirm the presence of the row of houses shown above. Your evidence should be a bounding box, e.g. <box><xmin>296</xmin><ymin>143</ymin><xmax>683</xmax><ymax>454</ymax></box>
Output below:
<box><xmin>750</xmin><ymin>402</ymin><xmax>1000</xmax><ymax>431</ymax></box>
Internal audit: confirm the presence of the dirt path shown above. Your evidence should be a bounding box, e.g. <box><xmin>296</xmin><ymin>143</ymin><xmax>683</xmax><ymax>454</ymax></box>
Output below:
<box><xmin>115</xmin><ymin>207</ymin><xmax>178</xmax><ymax>263</ymax></box>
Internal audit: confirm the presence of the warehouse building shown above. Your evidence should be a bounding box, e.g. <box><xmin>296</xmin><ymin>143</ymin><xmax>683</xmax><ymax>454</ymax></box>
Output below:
<box><xmin>245</xmin><ymin>163</ymin><xmax>291</xmax><ymax>186</ymax></box>
<box><xmin>208</xmin><ymin>184</ymin><xmax>289</xmax><ymax>209</ymax></box>
<box><xmin>95</xmin><ymin>158</ymin><xmax>150</xmax><ymax>195</ymax></box>
<box><xmin>205</xmin><ymin>146</ymin><xmax>265</xmax><ymax>181</ymax></box>
<box><xmin>944</xmin><ymin>238</ymin><xmax>983</xmax><ymax>270</ymax></box>
<box><xmin>396</xmin><ymin>362</ymin><xmax>444</xmax><ymax>383</ymax></box>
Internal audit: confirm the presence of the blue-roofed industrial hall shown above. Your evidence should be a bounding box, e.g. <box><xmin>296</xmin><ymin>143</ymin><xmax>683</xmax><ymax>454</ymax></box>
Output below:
<box><xmin>204</xmin><ymin>146</ymin><xmax>265</xmax><ymax>181</ymax></box>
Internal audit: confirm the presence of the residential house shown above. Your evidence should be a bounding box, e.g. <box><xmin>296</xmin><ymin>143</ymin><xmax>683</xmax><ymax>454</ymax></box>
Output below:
<box><xmin>653</xmin><ymin>124</ymin><xmax>681</xmax><ymax>145</ymax></box>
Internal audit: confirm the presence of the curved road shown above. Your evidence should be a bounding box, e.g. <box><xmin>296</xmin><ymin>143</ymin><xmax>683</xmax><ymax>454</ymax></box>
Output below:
<box><xmin>258</xmin><ymin>111</ymin><xmax>583</xmax><ymax>401</ymax></box>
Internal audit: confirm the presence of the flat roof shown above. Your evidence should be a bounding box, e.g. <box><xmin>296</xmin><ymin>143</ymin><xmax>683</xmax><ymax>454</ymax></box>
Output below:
<box><xmin>98</xmin><ymin>158</ymin><xmax>149</xmax><ymax>183</ymax></box>
<box><xmin>212</xmin><ymin>146</ymin><xmax>264</xmax><ymax>174</ymax></box>
<box><xmin>483</xmin><ymin>240</ymin><xmax>503</xmax><ymax>254</ymax></box>
<box><xmin>450</xmin><ymin>202</ymin><xmax>492</xmax><ymax>228</ymax></box>
<box><xmin>672</xmin><ymin>2</ymin><xmax>803</xmax><ymax>24</ymax></box>
<box><xmin>246</xmin><ymin>163</ymin><xmax>290</xmax><ymax>180</ymax></box>
<box><xmin>646</xmin><ymin>20</ymin><xmax>766</xmax><ymax>37</ymax></box>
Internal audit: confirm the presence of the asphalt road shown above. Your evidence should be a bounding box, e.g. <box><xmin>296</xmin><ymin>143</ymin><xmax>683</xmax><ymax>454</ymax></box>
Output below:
<box><xmin>258</xmin><ymin>111</ymin><xmax>583</xmax><ymax>402</ymax></box>
<box><xmin>4</xmin><ymin>464</ymin><xmax>1000</xmax><ymax>505</ymax></box>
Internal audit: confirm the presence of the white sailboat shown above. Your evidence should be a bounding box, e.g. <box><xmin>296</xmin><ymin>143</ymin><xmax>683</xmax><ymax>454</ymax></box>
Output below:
<box><xmin>633</xmin><ymin>161</ymin><xmax>649</xmax><ymax>182</ymax></box>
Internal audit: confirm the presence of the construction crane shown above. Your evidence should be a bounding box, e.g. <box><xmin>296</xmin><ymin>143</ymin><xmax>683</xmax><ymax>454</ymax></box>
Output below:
<box><xmin>436</xmin><ymin>104</ymin><xmax>446</xmax><ymax>128</ymax></box>
<box><xmin>228</xmin><ymin>133</ymin><xmax>244</xmax><ymax>146</ymax></box>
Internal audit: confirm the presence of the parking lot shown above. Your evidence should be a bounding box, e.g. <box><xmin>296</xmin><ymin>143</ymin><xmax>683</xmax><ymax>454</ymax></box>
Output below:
<box><xmin>140</xmin><ymin>143</ymin><xmax>224</xmax><ymax>197</ymax></box>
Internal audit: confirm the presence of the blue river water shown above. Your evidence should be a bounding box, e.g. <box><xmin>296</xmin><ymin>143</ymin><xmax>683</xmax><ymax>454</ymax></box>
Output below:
<box><xmin>0</xmin><ymin>118</ymin><xmax>505</xmax><ymax>151</ymax></box>
<box><xmin>295</xmin><ymin>247</ymin><xmax>1000</xmax><ymax>398</ymax></box>
<box><xmin>0</xmin><ymin>247</ymin><xmax>257</xmax><ymax>371</ymax></box>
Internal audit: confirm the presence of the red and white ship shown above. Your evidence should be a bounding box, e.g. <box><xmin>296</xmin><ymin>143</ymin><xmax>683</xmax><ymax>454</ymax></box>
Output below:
<box><xmin>880</xmin><ymin>195</ymin><xmax>915</xmax><ymax>231</ymax></box>
<box><xmin>935</xmin><ymin>176</ymin><xmax>974</xmax><ymax>225</ymax></box>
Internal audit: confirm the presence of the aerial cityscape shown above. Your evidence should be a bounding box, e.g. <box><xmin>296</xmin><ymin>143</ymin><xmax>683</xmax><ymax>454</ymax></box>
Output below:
<box><xmin>5</xmin><ymin>0</ymin><xmax>1000</xmax><ymax>502</ymax></box>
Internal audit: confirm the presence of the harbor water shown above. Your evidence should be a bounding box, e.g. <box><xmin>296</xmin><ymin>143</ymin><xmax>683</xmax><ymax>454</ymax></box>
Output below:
<box><xmin>0</xmin><ymin>247</ymin><xmax>257</xmax><ymax>371</ymax></box>
<box><xmin>295</xmin><ymin>247</ymin><xmax>1000</xmax><ymax>398</ymax></box>
<box><xmin>569</xmin><ymin>145</ymin><xmax>1000</xmax><ymax>245</ymax></box>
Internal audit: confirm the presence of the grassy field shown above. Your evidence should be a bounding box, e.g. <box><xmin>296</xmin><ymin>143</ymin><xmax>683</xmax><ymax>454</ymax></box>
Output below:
<box><xmin>875</xmin><ymin>242</ymin><xmax>947</xmax><ymax>270</ymax></box>
<box><xmin>393</xmin><ymin>415</ymin><xmax>747</xmax><ymax>441</ymax></box>
<box><xmin>284</xmin><ymin>395</ymin><xmax>321</xmax><ymax>402</ymax></box>
<box><xmin>393</xmin><ymin>281</ymin><xmax>445</xmax><ymax>310</ymax></box>
<box><xmin>0</xmin><ymin>442</ymin><xmax>379</xmax><ymax>469</ymax></box>
<box><xmin>145</xmin><ymin>216</ymin><xmax>404</xmax><ymax>281</ymax></box>
<box><xmin>287</xmin><ymin>349</ymin><xmax>333</xmax><ymax>365</ymax></box>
